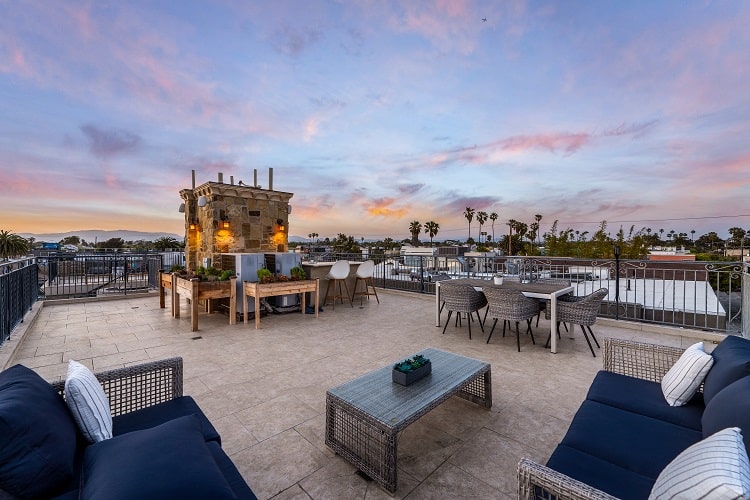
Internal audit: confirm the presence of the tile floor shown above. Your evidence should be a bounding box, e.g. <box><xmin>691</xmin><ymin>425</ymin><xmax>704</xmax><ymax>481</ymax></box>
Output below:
<box><xmin>5</xmin><ymin>290</ymin><xmax>715</xmax><ymax>499</ymax></box>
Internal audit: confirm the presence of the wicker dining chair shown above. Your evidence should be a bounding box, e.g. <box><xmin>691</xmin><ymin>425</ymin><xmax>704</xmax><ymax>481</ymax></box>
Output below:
<box><xmin>534</xmin><ymin>278</ymin><xmax>572</xmax><ymax>328</ymax></box>
<box><xmin>545</xmin><ymin>287</ymin><xmax>608</xmax><ymax>357</ymax></box>
<box><xmin>483</xmin><ymin>286</ymin><xmax>541</xmax><ymax>352</ymax></box>
<box><xmin>440</xmin><ymin>284</ymin><xmax>488</xmax><ymax>340</ymax></box>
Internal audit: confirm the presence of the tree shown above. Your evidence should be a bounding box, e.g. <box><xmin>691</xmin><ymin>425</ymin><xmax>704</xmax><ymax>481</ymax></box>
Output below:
<box><xmin>60</xmin><ymin>235</ymin><xmax>81</xmax><ymax>246</ymax></box>
<box><xmin>408</xmin><ymin>220</ymin><xmax>422</xmax><ymax>246</ymax></box>
<box><xmin>489</xmin><ymin>212</ymin><xmax>498</xmax><ymax>244</ymax></box>
<box><xmin>331</xmin><ymin>233</ymin><xmax>360</xmax><ymax>253</ymax></box>
<box><xmin>728</xmin><ymin>227</ymin><xmax>747</xmax><ymax>248</ymax></box>
<box><xmin>463</xmin><ymin>207</ymin><xmax>475</xmax><ymax>243</ymax></box>
<box><xmin>97</xmin><ymin>238</ymin><xmax>125</xmax><ymax>249</ymax></box>
<box><xmin>153</xmin><ymin>236</ymin><xmax>181</xmax><ymax>251</ymax></box>
<box><xmin>695</xmin><ymin>232</ymin><xmax>724</xmax><ymax>253</ymax></box>
<box><xmin>424</xmin><ymin>221</ymin><xmax>439</xmax><ymax>247</ymax></box>
<box><xmin>476</xmin><ymin>211</ymin><xmax>488</xmax><ymax>243</ymax></box>
<box><xmin>0</xmin><ymin>230</ymin><xmax>30</xmax><ymax>260</ymax></box>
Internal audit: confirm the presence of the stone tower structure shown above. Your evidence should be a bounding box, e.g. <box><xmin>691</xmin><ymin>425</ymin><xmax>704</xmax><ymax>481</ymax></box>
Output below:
<box><xmin>180</xmin><ymin>169</ymin><xmax>293</xmax><ymax>270</ymax></box>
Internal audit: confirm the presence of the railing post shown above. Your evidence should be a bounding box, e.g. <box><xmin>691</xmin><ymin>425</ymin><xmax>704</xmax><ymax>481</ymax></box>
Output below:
<box><xmin>613</xmin><ymin>245</ymin><xmax>621</xmax><ymax>320</ymax></box>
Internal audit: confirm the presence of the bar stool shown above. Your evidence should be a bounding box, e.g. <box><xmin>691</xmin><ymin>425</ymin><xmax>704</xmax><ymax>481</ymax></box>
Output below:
<box><xmin>351</xmin><ymin>260</ymin><xmax>379</xmax><ymax>305</ymax></box>
<box><xmin>324</xmin><ymin>261</ymin><xmax>353</xmax><ymax>309</ymax></box>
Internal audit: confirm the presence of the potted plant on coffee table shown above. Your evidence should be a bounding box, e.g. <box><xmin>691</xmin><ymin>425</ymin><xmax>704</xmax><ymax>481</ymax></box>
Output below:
<box><xmin>392</xmin><ymin>354</ymin><xmax>432</xmax><ymax>386</ymax></box>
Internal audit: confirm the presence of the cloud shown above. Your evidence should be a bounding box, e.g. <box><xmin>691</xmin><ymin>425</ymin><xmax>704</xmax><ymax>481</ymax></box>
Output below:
<box><xmin>271</xmin><ymin>26</ymin><xmax>322</xmax><ymax>56</ymax></box>
<box><xmin>80</xmin><ymin>125</ymin><xmax>141</xmax><ymax>159</ymax></box>
<box><xmin>397</xmin><ymin>184</ymin><xmax>425</xmax><ymax>195</ymax></box>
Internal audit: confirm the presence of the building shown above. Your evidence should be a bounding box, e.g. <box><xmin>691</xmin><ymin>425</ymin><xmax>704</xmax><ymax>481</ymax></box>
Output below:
<box><xmin>179</xmin><ymin>169</ymin><xmax>293</xmax><ymax>270</ymax></box>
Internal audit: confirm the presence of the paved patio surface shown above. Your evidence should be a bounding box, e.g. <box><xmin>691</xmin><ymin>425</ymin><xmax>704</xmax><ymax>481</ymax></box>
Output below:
<box><xmin>4</xmin><ymin>290</ymin><xmax>715</xmax><ymax>499</ymax></box>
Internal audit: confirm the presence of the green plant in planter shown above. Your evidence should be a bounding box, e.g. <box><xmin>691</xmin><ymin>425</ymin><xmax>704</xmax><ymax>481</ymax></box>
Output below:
<box><xmin>393</xmin><ymin>354</ymin><xmax>430</xmax><ymax>373</ymax></box>
<box><xmin>290</xmin><ymin>266</ymin><xmax>306</xmax><ymax>280</ymax></box>
<box><xmin>257</xmin><ymin>268</ymin><xmax>273</xmax><ymax>283</ymax></box>
<box><xmin>169</xmin><ymin>264</ymin><xmax>185</xmax><ymax>273</ymax></box>
<box><xmin>219</xmin><ymin>270</ymin><xmax>235</xmax><ymax>281</ymax></box>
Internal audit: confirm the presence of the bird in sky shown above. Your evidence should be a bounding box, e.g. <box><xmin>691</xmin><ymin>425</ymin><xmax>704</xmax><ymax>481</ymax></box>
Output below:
<box><xmin>482</xmin><ymin>17</ymin><xmax>487</xmax><ymax>22</ymax></box>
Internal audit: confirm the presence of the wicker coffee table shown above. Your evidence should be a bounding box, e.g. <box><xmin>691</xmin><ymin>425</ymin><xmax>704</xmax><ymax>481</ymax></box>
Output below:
<box><xmin>325</xmin><ymin>348</ymin><xmax>492</xmax><ymax>494</ymax></box>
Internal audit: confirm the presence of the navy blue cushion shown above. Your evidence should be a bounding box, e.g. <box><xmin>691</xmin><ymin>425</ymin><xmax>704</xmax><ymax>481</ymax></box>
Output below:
<box><xmin>207</xmin><ymin>441</ymin><xmax>258</xmax><ymax>500</ymax></box>
<box><xmin>703</xmin><ymin>335</ymin><xmax>750</xmax><ymax>404</ymax></box>
<box><xmin>586</xmin><ymin>371</ymin><xmax>704</xmax><ymax>431</ymax></box>
<box><xmin>112</xmin><ymin>395</ymin><xmax>220</xmax><ymax>444</ymax></box>
<box><xmin>547</xmin><ymin>444</ymin><xmax>655</xmax><ymax>500</ymax></box>
<box><xmin>0</xmin><ymin>364</ymin><xmax>78</xmax><ymax>498</ymax></box>
<box><xmin>702</xmin><ymin>375</ymin><xmax>750</xmax><ymax>452</ymax></box>
<box><xmin>81</xmin><ymin>414</ymin><xmax>237</xmax><ymax>500</ymax></box>
<box><xmin>560</xmin><ymin>400</ymin><xmax>702</xmax><ymax>479</ymax></box>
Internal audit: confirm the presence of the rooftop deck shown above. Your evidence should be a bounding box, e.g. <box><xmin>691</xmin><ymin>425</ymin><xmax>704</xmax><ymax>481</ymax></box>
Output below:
<box><xmin>2</xmin><ymin>290</ymin><xmax>719</xmax><ymax>499</ymax></box>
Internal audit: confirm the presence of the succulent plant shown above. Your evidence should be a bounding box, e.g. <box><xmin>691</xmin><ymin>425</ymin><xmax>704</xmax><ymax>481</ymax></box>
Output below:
<box><xmin>393</xmin><ymin>354</ymin><xmax>430</xmax><ymax>373</ymax></box>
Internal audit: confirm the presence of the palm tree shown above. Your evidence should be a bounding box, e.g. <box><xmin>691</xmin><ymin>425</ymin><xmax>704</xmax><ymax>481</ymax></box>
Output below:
<box><xmin>153</xmin><ymin>236</ymin><xmax>181</xmax><ymax>251</ymax></box>
<box><xmin>691</xmin><ymin>229</ymin><xmax>696</xmax><ymax>242</ymax></box>
<box><xmin>0</xmin><ymin>230</ymin><xmax>30</xmax><ymax>260</ymax></box>
<box><xmin>424</xmin><ymin>221</ymin><xmax>440</xmax><ymax>247</ymax></box>
<box><xmin>476</xmin><ymin>211</ymin><xmax>488</xmax><ymax>244</ymax></box>
<box><xmin>409</xmin><ymin>220</ymin><xmax>423</xmax><ymax>246</ymax></box>
<box><xmin>489</xmin><ymin>212</ymin><xmax>498</xmax><ymax>244</ymax></box>
<box><xmin>507</xmin><ymin>219</ymin><xmax>516</xmax><ymax>255</ymax></box>
<box><xmin>463</xmin><ymin>207</ymin><xmax>475</xmax><ymax>243</ymax></box>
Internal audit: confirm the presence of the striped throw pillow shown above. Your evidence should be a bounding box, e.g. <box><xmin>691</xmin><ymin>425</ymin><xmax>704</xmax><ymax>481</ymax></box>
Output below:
<box><xmin>661</xmin><ymin>342</ymin><xmax>713</xmax><ymax>406</ymax></box>
<box><xmin>649</xmin><ymin>427</ymin><xmax>750</xmax><ymax>499</ymax></box>
<box><xmin>64</xmin><ymin>360</ymin><xmax>113</xmax><ymax>442</ymax></box>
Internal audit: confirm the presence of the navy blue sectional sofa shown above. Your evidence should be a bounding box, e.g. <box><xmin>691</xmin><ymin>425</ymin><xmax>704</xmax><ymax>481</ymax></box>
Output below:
<box><xmin>518</xmin><ymin>335</ymin><xmax>750</xmax><ymax>499</ymax></box>
<box><xmin>0</xmin><ymin>357</ymin><xmax>257</xmax><ymax>499</ymax></box>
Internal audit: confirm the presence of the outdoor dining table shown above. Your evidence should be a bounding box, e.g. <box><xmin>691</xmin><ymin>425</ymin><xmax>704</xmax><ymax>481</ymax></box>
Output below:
<box><xmin>435</xmin><ymin>278</ymin><xmax>575</xmax><ymax>354</ymax></box>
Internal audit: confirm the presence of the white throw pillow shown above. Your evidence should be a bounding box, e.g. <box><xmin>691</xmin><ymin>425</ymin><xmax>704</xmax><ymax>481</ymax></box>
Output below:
<box><xmin>64</xmin><ymin>360</ymin><xmax>113</xmax><ymax>442</ymax></box>
<box><xmin>649</xmin><ymin>427</ymin><xmax>750</xmax><ymax>500</ymax></box>
<box><xmin>661</xmin><ymin>342</ymin><xmax>714</xmax><ymax>406</ymax></box>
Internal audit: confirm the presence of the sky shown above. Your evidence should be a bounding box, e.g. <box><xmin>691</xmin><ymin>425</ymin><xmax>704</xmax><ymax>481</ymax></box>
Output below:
<box><xmin>1</xmin><ymin>1</ymin><xmax>750</xmax><ymax>243</ymax></box>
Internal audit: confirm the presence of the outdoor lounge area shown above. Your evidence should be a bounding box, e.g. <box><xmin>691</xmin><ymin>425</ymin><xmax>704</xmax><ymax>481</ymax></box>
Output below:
<box><xmin>1</xmin><ymin>288</ymin><xmax>723</xmax><ymax>499</ymax></box>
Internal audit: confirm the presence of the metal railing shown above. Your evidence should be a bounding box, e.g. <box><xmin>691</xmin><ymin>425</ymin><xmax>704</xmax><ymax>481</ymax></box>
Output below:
<box><xmin>0</xmin><ymin>258</ymin><xmax>38</xmax><ymax>345</ymax></box>
<box><xmin>306</xmin><ymin>252</ymin><xmax>746</xmax><ymax>335</ymax></box>
<box><xmin>38</xmin><ymin>252</ymin><xmax>165</xmax><ymax>300</ymax></box>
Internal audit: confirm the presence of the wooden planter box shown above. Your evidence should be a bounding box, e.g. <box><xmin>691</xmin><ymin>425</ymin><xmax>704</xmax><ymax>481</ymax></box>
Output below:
<box><xmin>173</xmin><ymin>275</ymin><xmax>237</xmax><ymax>332</ymax></box>
<box><xmin>158</xmin><ymin>271</ymin><xmax>176</xmax><ymax>310</ymax></box>
<box><xmin>392</xmin><ymin>361</ymin><xmax>432</xmax><ymax>386</ymax></box>
<box><xmin>242</xmin><ymin>279</ymin><xmax>319</xmax><ymax>329</ymax></box>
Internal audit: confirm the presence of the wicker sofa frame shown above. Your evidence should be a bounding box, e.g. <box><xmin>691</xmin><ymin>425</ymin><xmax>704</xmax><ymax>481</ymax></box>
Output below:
<box><xmin>50</xmin><ymin>357</ymin><xmax>184</xmax><ymax>416</ymax></box>
<box><xmin>517</xmin><ymin>337</ymin><xmax>687</xmax><ymax>500</ymax></box>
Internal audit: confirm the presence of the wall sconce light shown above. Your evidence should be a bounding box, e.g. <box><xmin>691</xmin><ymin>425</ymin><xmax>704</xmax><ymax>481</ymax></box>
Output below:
<box><xmin>189</xmin><ymin>221</ymin><xmax>198</xmax><ymax>231</ymax></box>
<box><xmin>275</xmin><ymin>219</ymin><xmax>285</xmax><ymax>232</ymax></box>
<box><xmin>198</xmin><ymin>196</ymin><xmax>208</xmax><ymax>207</ymax></box>
<box><xmin>221</xmin><ymin>220</ymin><xmax>230</xmax><ymax>230</ymax></box>
<box><xmin>178</xmin><ymin>203</ymin><xmax>185</xmax><ymax>213</ymax></box>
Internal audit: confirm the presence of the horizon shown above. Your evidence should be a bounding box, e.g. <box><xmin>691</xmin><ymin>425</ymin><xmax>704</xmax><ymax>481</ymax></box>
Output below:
<box><xmin>2</xmin><ymin>2</ymin><xmax>749</xmax><ymax>240</ymax></box>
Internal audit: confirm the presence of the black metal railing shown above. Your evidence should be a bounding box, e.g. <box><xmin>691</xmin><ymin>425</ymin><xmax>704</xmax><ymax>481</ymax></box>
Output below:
<box><xmin>304</xmin><ymin>252</ymin><xmax>746</xmax><ymax>335</ymax></box>
<box><xmin>0</xmin><ymin>258</ymin><xmax>38</xmax><ymax>345</ymax></box>
<box><xmin>38</xmin><ymin>252</ymin><xmax>164</xmax><ymax>300</ymax></box>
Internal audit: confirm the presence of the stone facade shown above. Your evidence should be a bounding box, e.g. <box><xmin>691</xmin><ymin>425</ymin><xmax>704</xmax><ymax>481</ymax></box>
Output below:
<box><xmin>180</xmin><ymin>181</ymin><xmax>293</xmax><ymax>270</ymax></box>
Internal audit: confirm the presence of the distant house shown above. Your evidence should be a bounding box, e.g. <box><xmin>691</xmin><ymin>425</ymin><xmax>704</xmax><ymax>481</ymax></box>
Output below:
<box><xmin>647</xmin><ymin>247</ymin><xmax>695</xmax><ymax>261</ymax></box>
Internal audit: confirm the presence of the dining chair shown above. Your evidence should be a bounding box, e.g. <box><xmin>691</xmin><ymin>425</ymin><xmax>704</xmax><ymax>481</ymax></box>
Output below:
<box><xmin>534</xmin><ymin>278</ymin><xmax>572</xmax><ymax>328</ymax></box>
<box><xmin>483</xmin><ymin>286</ymin><xmax>541</xmax><ymax>352</ymax></box>
<box><xmin>324</xmin><ymin>261</ymin><xmax>353</xmax><ymax>309</ymax></box>
<box><xmin>351</xmin><ymin>260</ymin><xmax>379</xmax><ymax>305</ymax></box>
<box><xmin>440</xmin><ymin>284</ymin><xmax>487</xmax><ymax>340</ymax></box>
<box><xmin>545</xmin><ymin>288</ymin><xmax>608</xmax><ymax>357</ymax></box>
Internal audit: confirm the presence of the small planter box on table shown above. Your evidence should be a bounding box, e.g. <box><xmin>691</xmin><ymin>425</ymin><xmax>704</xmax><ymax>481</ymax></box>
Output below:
<box><xmin>392</xmin><ymin>361</ymin><xmax>432</xmax><ymax>386</ymax></box>
<box><xmin>173</xmin><ymin>275</ymin><xmax>237</xmax><ymax>332</ymax></box>
<box><xmin>242</xmin><ymin>279</ymin><xmax>319</xmax><ymax>329</ymax></box>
